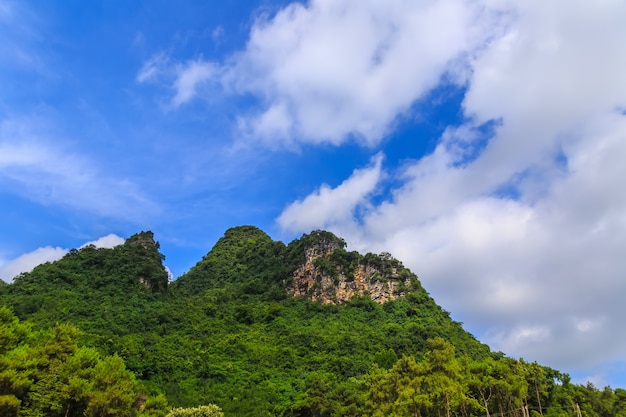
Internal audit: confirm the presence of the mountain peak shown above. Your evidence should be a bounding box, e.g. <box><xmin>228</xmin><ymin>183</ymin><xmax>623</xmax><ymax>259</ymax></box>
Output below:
<box><xmin>125</xmin><ymin>230</ymin><xmax>160</xmax><ymax>250</ymax></box>
<box><xmin>286</xmin><ymin>233</ymin><xmax>419</xmax><ymax>304</ymax></box>
<box><xmin>173</xmin><ymin>226</ymin><xmax>286</xmax><ymax>293</ymax></box>
<box><xmin>175</xmin><ymin>227</ymin><xmax>423</xmax><ymax>304</ymax></box>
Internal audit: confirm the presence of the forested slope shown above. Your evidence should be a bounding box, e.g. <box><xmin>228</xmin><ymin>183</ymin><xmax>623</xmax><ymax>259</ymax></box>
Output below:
<box><xmin>0</xmin><ymin>226</ymin><xmax>624</xmax><ymax>417</ymax></box>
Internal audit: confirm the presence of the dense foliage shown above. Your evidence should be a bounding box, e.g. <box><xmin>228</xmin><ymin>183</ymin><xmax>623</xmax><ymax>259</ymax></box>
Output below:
<box><xmin>0</xmin><ymin>227</ymin><xmax>624</xmax><ymax>417</ymax></box>
<box><xmin>0</xmin><ymin>306</ymin><xmax>159</xmax><ymax>416</ymax></box>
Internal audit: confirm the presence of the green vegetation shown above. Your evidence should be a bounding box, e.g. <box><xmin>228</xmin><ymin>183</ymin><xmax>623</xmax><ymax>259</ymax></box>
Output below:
<box><xmin>0</xmin><ymin>306</ymin><xmax>163</xmax><ymax>416</ymax></box>
<box><xmin>0</xmin><ymin>226</ymin><xmax>624</xmax><ymax>416</ymax></box>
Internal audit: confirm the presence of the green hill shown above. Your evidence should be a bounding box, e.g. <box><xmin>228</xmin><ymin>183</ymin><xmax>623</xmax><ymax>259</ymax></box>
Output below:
<box><xmin>1</xmin><ymin>226</ymin><xmax>624</xmax><ymax>417</ymax></box>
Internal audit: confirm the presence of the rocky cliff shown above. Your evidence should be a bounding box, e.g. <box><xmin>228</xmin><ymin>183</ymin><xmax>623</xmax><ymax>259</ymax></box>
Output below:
<box><xmin>287</xmin><ymin>230</ymin><xmax>417</xmax><ymax>304</ymax></box>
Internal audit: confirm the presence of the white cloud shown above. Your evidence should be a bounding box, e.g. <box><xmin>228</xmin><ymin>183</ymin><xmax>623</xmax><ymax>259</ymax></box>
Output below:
<box><xmin>0</xmin><ymin>234</ymin><xmax>125</xmax><ymax>283</ymax></box>
<box><xmin>136</xmin><ymin>51</ymin><xmax>169</xmax><ymax>83</ymax></box>
<box><xmin>276</xmin><ymin>0</ymin><xmax>626</xmax><ymax>378</ymax></box>
<box><xmin>277</xmin><ymin>154</ymin><xmax>383</xmax><ymax>232</ymax></box>
<box><xmin>148</xmin><ymin>0</ymin><xmax>507</xmax><ymax>145</ymax></box>
<box><xmin>0</xmin><ymin>118</ymin><xmax>159</xmax><ymax>221</ymax></box>
<box><xmin>225</xmin><ymin>0</ymin><xmax>504</xmax><ymax>146</ymax></box>
<box><xmin>172</xmin><ymin>59</ymin><xmax>216</xmax><ymax>107</ymax></box>
<box><xmin>137</xmin><ymin>54</ymin><xmax>217</xmax><ymax>108</ymax></box>
<box><xmin>0</xmin><ymin>246</ymin><xmax>67</xmax><ymax>282</ymax></box>
<box><xmin>164</xmin><ymin>265</ymin><xmax>174</xmax><ymax>282</ymax></box>
<box><xmin>80</xmin><ymin>234</ymin><xmax>125</xmax><ymax>249</ymax></box>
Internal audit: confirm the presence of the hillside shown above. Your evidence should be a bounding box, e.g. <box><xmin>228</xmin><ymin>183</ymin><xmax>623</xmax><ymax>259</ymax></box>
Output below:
<box><xmin>0</xmin><ymin>226</ymin><xmax>624</xmax><ymax>417</ymax></box>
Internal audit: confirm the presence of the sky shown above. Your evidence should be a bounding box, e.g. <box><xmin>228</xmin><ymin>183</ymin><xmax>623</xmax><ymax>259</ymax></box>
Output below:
<box><xmin>1</xmin><ymin>0</ymin><xmax>626</xmax><ymax>388</ymax></box>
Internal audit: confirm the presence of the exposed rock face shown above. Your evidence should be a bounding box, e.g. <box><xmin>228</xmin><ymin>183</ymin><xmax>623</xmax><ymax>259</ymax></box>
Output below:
<box><xmin>287</xmin><ymin>231</ymin><xmax>414</xmax><ymax>304</ymax></box>
<box><xmin>138</xmin><ymin>276</ymin><xmax>152</xmax><ymax>289</ymax></box>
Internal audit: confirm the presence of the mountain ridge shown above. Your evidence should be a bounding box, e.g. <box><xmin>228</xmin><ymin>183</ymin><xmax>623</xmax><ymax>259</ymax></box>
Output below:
<box><xmin>173</xmin><ymin>226</ymin><xmax>424</xmax><ymax>305</ymax></box>
<box><xmin>1</xmin><ymin>226</ymin><xmax>623</xmax><ymax>417</ymax></box>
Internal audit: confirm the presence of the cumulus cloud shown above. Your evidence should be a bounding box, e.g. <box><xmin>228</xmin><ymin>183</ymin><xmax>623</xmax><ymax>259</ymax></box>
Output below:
<box><xmin>80</xmin><ymin>234</ymin><xmax>126</xmax><ymax>249</ymax></box>
<box><xmin>144</xmin><ymin>0</ymin><xmax>508</xmax><ymax>146</ymax></box>
<box><xmin>226</xmin><ymin>0</ymin><xmax>503</xmax><ymax>146</ymax></box>
<box><xmin>0</xmin><ymin>246</ymin><xmax>67</xmax><ymax>282</ymax></box>
<box><xmin>275</xmin><ymin>0</ymin><xmax>626</xmax><ymax>379</ymax></box>
<box><xmin>0</xmin><ymin>234</ymin><xmax>125</xmax><ymax>283</ymax></box>
<box><xmin>277</xmin><ymin>154</ymin><xmax>383</xmax><ymax>232</ymax></box>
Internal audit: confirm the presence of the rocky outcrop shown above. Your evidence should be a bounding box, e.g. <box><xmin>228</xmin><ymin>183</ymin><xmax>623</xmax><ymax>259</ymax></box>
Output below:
<box><xmin>287</xmin><ymin>231</ymin><xmax>415</xmax><ymax>304</ymax></box>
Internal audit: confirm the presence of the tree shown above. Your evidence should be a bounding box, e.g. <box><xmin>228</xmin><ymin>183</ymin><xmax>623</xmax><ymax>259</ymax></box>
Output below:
<box><xmin>366</xmin><ymin>356</ymin><xmax>428</xmax><ymax>417</ymax></box>
<box><xmin>523</xmin><ymin>361</ymin><xmax>550</xmax><ymax>416</ymax></box>
<box><xmin>85</xmin><ymin>354</ymin><xmax>142</xmax><ymax>417</ymax></box>
<box><xmin>0</xmin><ymin>309</ymin><xmax>156</xmax><ymax>417</ymax></box>
<box><xmin>420</xmin><ymin>337</ymin><xmax>467</xmax><ymax>417</ymax></box>
<box><xmin>467</xmin><ymin>357</ymin><xmax>498</xmax><ymax>417</ymax></box>
<box><xmin>0</xmin><ymin>306</ymin><xmax>33</xmax><ymax>416</ymax></box>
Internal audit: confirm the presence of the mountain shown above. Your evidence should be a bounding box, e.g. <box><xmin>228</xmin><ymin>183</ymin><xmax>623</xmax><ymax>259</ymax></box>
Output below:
<box><xmin>1</xmin><ymin>226</ymin><xmax>624</xmax><ymax>417</ymax></box>
<box><xmin>176</xmin><ymin>227</ymin><xmax>421</xmax><ymax>304</ymax></box>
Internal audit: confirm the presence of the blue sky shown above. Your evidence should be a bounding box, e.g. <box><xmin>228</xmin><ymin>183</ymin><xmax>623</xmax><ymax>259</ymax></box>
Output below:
<box><xmin>2</xmin><ymin>0</ymin><xmax>626</xmax><ymax>388</ymax></box>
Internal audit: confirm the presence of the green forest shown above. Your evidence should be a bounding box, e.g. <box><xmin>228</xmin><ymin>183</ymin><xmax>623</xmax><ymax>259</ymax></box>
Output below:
<box><xmin>0</xmin><ymin>226</ymin><xmax>624</xmax><ymax>417</ymax></box>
